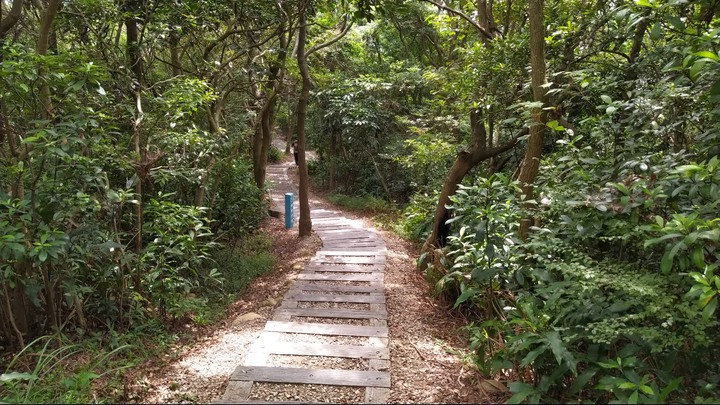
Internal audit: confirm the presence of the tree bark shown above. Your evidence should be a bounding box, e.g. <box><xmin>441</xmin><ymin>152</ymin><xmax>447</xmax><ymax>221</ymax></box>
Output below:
<box><xmin>423</xmin><ymin>109</ymin><xmax>527</xmax><ymax>251</ymax></box>
<box><xmin>296</xmin><ymin>0</ymin><xmax>312</xmax><ymax>237</ymax></box>
<box><xmin>252</xmin><ymin>16</ymin><xmax>290</xmax><ymax>189</ymax></box>
<box><xmin>125</xmin><ymin>0</ymin><xmax>146</xmax><ymax>296</ymax></box>
<box><xmin>37</xmin><ymin>0</ymin><xmax>60</xmax><ymax>120</ymax></box>
<box><xmin>0</xmin><ymin>0</ymin><xmax>24</xmax><ymax>39</ymax></box>
<box><xmin>517</xmin><ymin>0</ymin><xmax>548</xmax><ymax>241</ymax></box>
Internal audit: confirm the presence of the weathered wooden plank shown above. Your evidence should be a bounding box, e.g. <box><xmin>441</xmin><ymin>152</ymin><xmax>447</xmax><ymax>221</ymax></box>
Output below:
<box><xmin>317</xmin><ymin>230</ymin><xmax>376</xmax><ymax>237</ymax></box>
<box><xmin>366</xmin><ymin>305</ymin><xmax>391</xmax><ymax>403</ymax></box>
<box><xmin>277</xmin><ymin>307</ymin><xmax>387</xmax><ymax>319</ymax></box>
<box><xmin>292</xmin><ymin>282</ymin><xmax>383</xmax><ymax>293</ymax></box>
<box><xmin>285</xmin><ymin>293</ymin><xmax>385</xmax><ymax>304</ymax></box>
<box><xmin>296</xmin><ymin>273</ymin><xmax>384</xmax><ymax>282</ymax></box>
<box><xmin>304</xmin><ymin>265</ymin><xmax>384</xmax><ymax>273</ymax></box>
<box><xmin>310</xmin><ymin>257</ymin><xmax>386</xmax><ymax>265</ymax></box>
<box><xmin>264</xmin><ymin>321</ymin><xmax>388</xmax><ymax>337</ymax></box>
<box><xmin>231</xmin><ymin>366</ymin><xmax>390</xmax><ymax>388</ymax></box>
<box><xmin>317</xmin><ymin>250</ymin><xmax>386</xmax><ymax>257</ymax></box>
<box><xmin>254</xmin><ymin>342</ymin><xmax>389</xmax><ymax>359</ymax></box>
<box><xmin>306</xmin><ymin>263</ymin><xmax>384</xmax><ymax>270</ymax></box>
<box><xmin>214</xmin><ymin>401</ymin><xmax>326</xmax><ymax>405</ymax></box>
<box><xmin>219</xmin><ymin>381</ymin><xmax>252</xmax><ymax>402</ymax></box>
<box><xmin>322</xmin><ymin>245</ymin><xmax>385</xmax><ymax>251</ymax></box>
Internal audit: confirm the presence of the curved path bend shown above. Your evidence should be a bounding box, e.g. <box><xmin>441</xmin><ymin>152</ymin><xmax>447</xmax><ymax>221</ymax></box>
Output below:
<box><xmin>217</xmin><ymin>158</ymin><xmax>390</xmax><ymax>404</ymax></box>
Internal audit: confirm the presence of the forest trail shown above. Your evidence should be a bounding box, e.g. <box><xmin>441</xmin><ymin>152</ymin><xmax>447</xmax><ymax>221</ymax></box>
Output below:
<box><xmin>218</xmin><ymin>152</ymin><xmax>391</xmax><ymax>403</ymax></box>
<box><xmin>130</xmin><ymin>140</ymin><xmax>493</xmax><ymax>404</ymax></box>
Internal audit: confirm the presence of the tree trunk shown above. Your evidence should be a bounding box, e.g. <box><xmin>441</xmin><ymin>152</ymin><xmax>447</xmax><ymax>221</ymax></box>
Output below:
<box><xmin>517</xmin><ymin>0</ymin><xmax>548</xmax><ymax>241</ymax></box>
<box><xmin>125</xmin><ymin>0</ymin><xmax>145</xmax><ymax>294</ymax></box>
<box><xmin>252</xmin><ymin>18</ymin><xmax>289</xmax><ymax>189</ymax></box>
<box><xmin>329</xmin><ymin>131</ymin><xmax>337</xmax><ymax>190</ymax></box>
<box><xmin>296</xmin><ymin>1</ymin><xmax>312</xmax><ymax>237</ymax></box>
<box><xmin>423</xmin><ymin>110</ymin><xmax>526</xmax><ymax>251</ymax></box>
<box><xmin>37</xmin><ymin>0</ymin><xmax>61</xmax><ymax>120</ymax></box>
<box><xmin>0</xmin><ymin>0</ymin><xmax>24</xmax><ymax>39</ymax></box>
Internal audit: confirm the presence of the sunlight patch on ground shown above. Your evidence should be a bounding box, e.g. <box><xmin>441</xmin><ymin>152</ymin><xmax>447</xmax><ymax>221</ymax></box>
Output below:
<box><xmin>176</xmin><ymin>328</ymin><xmax>263</xmax><ymax>378</ymax></box>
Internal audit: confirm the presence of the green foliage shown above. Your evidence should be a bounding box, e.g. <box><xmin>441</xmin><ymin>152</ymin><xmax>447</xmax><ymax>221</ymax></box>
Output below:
<box><xmin>326</xmin><ymin>192</ymin><xmax>390</xmax><ymax>213</ymax></box>
<box><xmin>140</xmin><ymin>194</ymin><xmax>219</xmax><ymax>319</ymax></box>
<box><xmin>267</xmin><ymin>145</ymin><xmax>284</xmax><ymax>163</ymax></box>
<box><xmin>209</xmin><ymin>158</ymin><xmax>266</xmax><ymax>238</ymax></box>
<box><xmin>211</xmin><ymin>234</ymin><xmax>275</xmax><ymax>297</ymax></box>
<box><xmin>394</xmin><ymin>191</ymin><xmax>439</xmax><ymax>242</ymax></box>
<box><xmin>0</xmin><ymin>335</ymin><xmax>131</xmax><ymax>404</ymax></box>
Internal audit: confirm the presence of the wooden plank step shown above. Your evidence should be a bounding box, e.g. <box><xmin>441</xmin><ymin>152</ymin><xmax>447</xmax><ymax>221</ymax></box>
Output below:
<box><xmin>287</xmin><ymin>288</ymin><xmax>384</xmax><ymax>297</ymax></box>
<box><xmin>278</xmin><ymin>307</ymin><xmax>386</xmax><ymax>319</ymax></box>
<box><xmin>230</xmin><ymin>366</ymin><xmax>390</xmax><ymax>388</ymax></box>
<box><xmin>264</xmin><ymin>321</ymin><xmax>388</xmax><ymax>337</ymax></box>
<box><xmin>310</xmin><ymin>257</ymin><xmax>385</xmax><ymax>265</ymax></box>
<box><xmin>285</xmin><ymin>293</ymin><xmax>385</xmax><ymax>304</ymax></box>
<box><xmin>321</xmin><ymin>247</ymin><xmax>385</xmax><ymax>252</ymax></box>
<box><xmin>317</xmin><ymin>251</ymin><xmax>386</xmax><ymax>257</ymax></box>
<box><xmin>304</xmin><ymin>265</ymin><xmax>384</xmax><ymax>273</ymax></box>
<box><xmin>296</xmin><ymin>273</ymin><xmax>383</xmax><ymax>282</ymax></box>
<box><xmin>211</xmin><ymin>399</ymin><xmax>326</xmax><ymax>405</ymax></box>
<box><xmin>254</xmin><ymin>342</ymin><xmax>389</xmax><ymax>359</ymax></box>
<box><xmin>292</xmin><ymin>282</ymin><xmax>383</xmax><ymax>293</ymax></box>
<box><xmin>317</xmin><ymin>231</ymin><xmax>375</xmax><ymax>237</ymax></box>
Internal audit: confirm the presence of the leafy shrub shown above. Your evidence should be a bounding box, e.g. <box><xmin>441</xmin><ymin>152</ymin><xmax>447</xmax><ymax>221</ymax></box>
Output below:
<box><xmin>433</xmin><ymin>146</ymin><xmax>720</xmax><ymax>403</ymax></box>
<box><xmin>326</xmin><ymin>192</ymin><xmax>389</xmax><ymax>212</ymax></box>
<box><xmin>209</xmin><ymin>157</ymin><xmax>266</xmax><ymax>238</ymax></box>
<box><xmin>394</xmin><ymin>191</ymin><xmax>439</xmax><ymax>242</ymax></box>
<box><xmin>268</xmin><ymin>145</ymin><xmax>284</xmax><ymax>163</ymax></box>
<box><xmin>141</xmin><ymin>194</ymin><xmax>220</xmax><ymax>319</ymax></box>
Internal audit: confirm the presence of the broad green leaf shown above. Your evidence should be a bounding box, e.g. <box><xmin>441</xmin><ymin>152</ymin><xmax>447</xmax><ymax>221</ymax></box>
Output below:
<box><xmin>520</xmin><ymin>346</ymin><xmax>547</xmax><ymax>367</ymax></box>
<box><xmin>629</xmin><ymin>390</ymin><xmax>639</xmax><ymax>404</ymax></box>
<box><xmin>689</xmin><ymin>272</ymin><xmax>709</xmax><ymax>286</ymax></box>
<box><xmin>601</xmin><ymin>95</ymin><xmax>612</xmax><ymax>104</ymax></box>
<box><xmin>507</xmin><ymin>382</ymin><xmax>535</xmax><ymax>404</ymax></box>
<box><xmin>635</xmin><ymin>0</ymin><xmax>655</xmax><ymax>7</ymax></box>
<box><xmin>639</xmin><ymin>385</ymin><xmax>654</xmax><ymax>395</ymax></box>
<box><xmin>545</xmin><ymin>330</ymin><xmax>573</xmax><ymax>368</ymax></box>
<box><xmin>693</xmin><ymin>51</ymin><xmax>719</xmax><ymax>61</ymax></box>
<box><xmin>702</xmin><ymin>297</ymin><xmax>717</xmax><ymax>319</ymax></box>
<box><xmin>453</xmin><ymin>287</ymin><xmax>477</xmax><ymax>308</ymax></box>
<box><xmin>650</xmin><ymin>22</ymin><xmax>662</xmax><ymax>40</ymax></box>
<box><xmin>667</xmin><ymin>16</ymin><xmax>684</xmax><ymax>31</ymax></box>
<box><xmin>569</xmin><ymin>369</ymin><xmax>598</xmax><ymax>394</ymax></box>
<box><xmin>619</xmin><ymin>382</ymin><xmax>637</xmax><ymax>389</ymax></box>
<box><xmin>690</xmin><ymin>60</ymin><xmax>705</xmax><ymax>82</ymax></box>
<box><xmin>0</xmin><ymin>372</ymin><xmax>37</xmax><ymax>382</ymax></box>
<box><xmin>661</xmin><ymin>250</ymin><xmax>674</xmax><ymax>274</ymax></box>
<box><xmin>692</xmin><ymin>246</ymin><xmax>706</xmax><ymax>269</ymax></box>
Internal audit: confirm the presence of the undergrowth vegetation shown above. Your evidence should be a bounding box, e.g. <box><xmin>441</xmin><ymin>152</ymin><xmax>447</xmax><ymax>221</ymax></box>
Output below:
<box><xmin>0</xmin><ymin>233</ymin><xmax>275</xmax><ymax>403</ymax></box>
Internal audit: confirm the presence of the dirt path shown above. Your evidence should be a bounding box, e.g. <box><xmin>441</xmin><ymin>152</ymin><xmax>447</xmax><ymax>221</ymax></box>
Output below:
<box><xmin>124</xmin><ymin>145</ymin><xmax>501</xmax><ymax>404</ymax></box>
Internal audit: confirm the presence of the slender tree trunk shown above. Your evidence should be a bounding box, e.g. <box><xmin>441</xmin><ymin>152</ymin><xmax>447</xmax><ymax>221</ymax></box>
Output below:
<box><xmin>517</xmin><ymin>0</ymin><xmax>548</xmax><ymax>241</ymax></box>
<box><xmin>329</xmin><ymin>131</ymin><xmax>337</xmax><ymax>190</ymax></box>
<box><xmin>252</xmin><ymin>19</ymin><xmax>289</xmax><ymax>189</ymax></box>
<box><xmin>125</xmin><ymin>0</ymin><xmax>146</xmax><ymax>295</ymax></box>
<box><xmin>0</xmin><ymin>0</ymin><xmax>24</xmax><ymax>39</ymax></box>
<box><xmin>296</xmin><ymin>1</ymin><xmax>312</xmax><ymax>237</ymax></box>
<box><xmin>37</xmin><ymin>0</ymin><xmax>61</xmax><ymax>120</ymax></box>
<box><xmin>423</xmin><ymin>110</ymin><xmax>526</xmax><ymax>251</ymax></box>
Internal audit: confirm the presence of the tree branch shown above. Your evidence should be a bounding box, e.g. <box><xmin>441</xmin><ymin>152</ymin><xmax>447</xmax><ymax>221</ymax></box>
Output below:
<box><xmin>306</xmin><ymin>16</ymin><xmax>353</xmax><ymax>57</ymax></box>
<box><xmin>0</xmin><ymin>0</ymin><xmax>24</xmax><ymax>38</ymax></box>
<box><xmin>421</xmin><ymin>0</ymin><xmax>494</xmax><ymax>41</ymax></box>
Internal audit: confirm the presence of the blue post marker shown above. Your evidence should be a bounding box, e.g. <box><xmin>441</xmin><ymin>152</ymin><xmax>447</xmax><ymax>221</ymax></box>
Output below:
<box><xmin>284</xmin><ymin>193</ymin><xmax>293</xmax><ymax>229</ymax></box>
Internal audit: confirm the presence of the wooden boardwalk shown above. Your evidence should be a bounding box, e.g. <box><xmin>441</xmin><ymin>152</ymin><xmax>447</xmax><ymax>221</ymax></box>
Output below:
<box><xmin>218</xmin><ymin>161</ymin><xmax>390</xmax><ymax>404</ymax></box>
